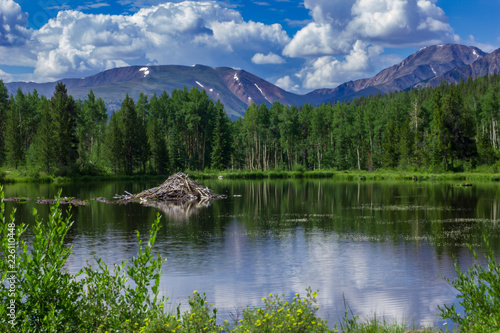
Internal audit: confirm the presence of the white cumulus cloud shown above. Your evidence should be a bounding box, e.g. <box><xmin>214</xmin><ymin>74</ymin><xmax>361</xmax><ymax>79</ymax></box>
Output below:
<box><xmin>0</xmin><ymin>0</ymin><xmax>30</xmax><ymax>46</ymax></box>
<box><xmin>298</xmin><ymin>41</ymin><xmax>395</xmax><ymax>89</ymax></box>
<box><xmin>283</xmin><ymin>0</ymin><xmax>458</xmax><ymax>90</ymax></box>
<box><xmin>252</xmin><ymin>52</ymin><xmax>285</xmax><ymax>64</ymax></box>
<box><xmin>275</xmin><ymin>75</ymin><xmax>300</xmax><ymax>92</ymax></box>
<box><xmin>11</xmin><ymin>1</ymin><xmax>290</xmax><ymax>81</ymax></box>
<box><xmin>0</xmin><ymin>68</ymin><xmax>12</xmax><ymax>81</ymax></box>
<box><xmin>285</xmin><ymin>0</ymin><xmax>456</xmax><ymax>59</ymax></box>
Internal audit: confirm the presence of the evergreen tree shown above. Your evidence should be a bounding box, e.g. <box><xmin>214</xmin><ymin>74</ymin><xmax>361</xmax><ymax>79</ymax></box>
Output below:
<box><xmin>25</xmin><ymin>90</ymin><xmax>41</xmax><ymax>152</ymax></box>
<box><xmin>77</xmin><ymin>90</ymin><xmax>107</xmax><ymax>171</ymax></box>
<box><xmin>477</xmin><ymin>131</ymin><xmax>496</xmax><ymax>165</ymax></box>
<box><xmin>147</xmin><ymin>116</ymin><xmax>168</xmax><ymax>174</ymax></box>
<box><xmin>34</xmin><ymin>101</ymin><xmax>56</xmax><ymax>173</ymax></box>
<box><xmin>279</xmin><ymin>105</ymin><xmax>299</xmax><ymax>170</ymax></box>
<box><xmin>269</xmin><ymin>101</ymin><xmax>283</xmax><ymax>169</ymax></box>
<box><xmin>135</xmin><ymin>93</ymin><xmax>150</xmax><ymax>172</ymax></box>
<box><xmin>168</xmin><ymin>126</ymin><xmax>183</xmax><ymax>172</ymax></box>
<box><xmin>432</xmin><ymin>88</ymin><xmax>477</xmax><ymax>170</ymax></box>
<box><xmin>298</xmin><ymin>104</ymin><xmax>313</xmax><ymax>169</ymax></box>
<box><xmin>381</xmin><ymin>118</ymin><xmax>400</xmax><ymax>168</ymax></box>
<box><xmin>120</xmin><ymin>94</ymin><xmax>140</xmax><ymax>174</ymax></box>
<box><xmin>310</xmin><ymin>105</ymin><xmax>331</xmax><ymax>170</ymax></box>
<box><xmin>103</xmin><ymin>111</ymin><xmax>123</xmax><ymax>174</ymax></box>
<box><xmin>51</xmin><ymin>82</ymin><xmax>78</xmax><ymax>169</ymax></box>
<box><xmin>398</xmin><ymin>120</ymin><xmax>414</xmax><ymax>168</ymax></box>
<box><xmin>5</xmin><ymin>92</ymin><xmax>24</xmax><ymax>168</ymax></box>
<box><xmin>330</xmin><ymin>104</ymin><xmax>345</xmax><ymax>170</ymax></box>
<box><xmin>211</xmin><ymin>102</ymin><xmax>231</xmax><ymax>170</ymax></box>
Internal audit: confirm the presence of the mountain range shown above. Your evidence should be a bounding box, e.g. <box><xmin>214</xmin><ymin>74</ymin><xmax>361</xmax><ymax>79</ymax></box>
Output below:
<box><xmin>5</xmin><ymin>44</ymin><xmax>500</xmax><ymax>120</ymax></box>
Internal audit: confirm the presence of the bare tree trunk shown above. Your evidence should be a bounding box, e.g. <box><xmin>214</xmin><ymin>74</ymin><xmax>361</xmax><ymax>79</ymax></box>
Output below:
<box><xmin>357</xmin><ymin>147</ymin><xmax>361</xmax><ymax>170</ymax></box>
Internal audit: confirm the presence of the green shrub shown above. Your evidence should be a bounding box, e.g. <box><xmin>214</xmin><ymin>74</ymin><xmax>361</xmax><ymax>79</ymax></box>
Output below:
<box><xmin>438</xmin><ymin>237</ymin><xmax>500</xmax><ymax>332</ymax></box>
<box><xmin>0</xmin><ymin>188</ymin><xmax>166</xmax><ymax>332</ymax></box>
<box><xmin>292</xmin><ymin>164</ymin><xmax>306</xmax><ymax>173</ymax></box>
<box><xmin>0</xmin><ymin>188</ymin><xmax>82</xmax><ymax>332</ymax></box>
<box><xmin>231</xmin><ymin>288</ymin><xmax>334</xmax><ymax>332</ymax></box>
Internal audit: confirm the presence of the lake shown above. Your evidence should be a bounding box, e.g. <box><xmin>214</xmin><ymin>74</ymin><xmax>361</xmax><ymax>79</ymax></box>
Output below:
<box><xmin>3</xmin><ymin>179</ymin><xmax>500</xmax><ymax>328</ymax></box>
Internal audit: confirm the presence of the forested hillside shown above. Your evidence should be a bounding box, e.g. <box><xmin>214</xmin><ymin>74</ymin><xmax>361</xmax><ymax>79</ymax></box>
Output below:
<box><xmin>0</xmin><ymin>74</ymin><xmax>499</xmax><ymax>176</ymax></box>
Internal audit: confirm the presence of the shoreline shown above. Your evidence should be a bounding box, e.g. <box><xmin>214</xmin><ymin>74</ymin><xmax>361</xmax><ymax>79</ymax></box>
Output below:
<box><xmin>1</xmin><ymin>168</ymin><xmax>500</xmax><ymax>184</ymax></box>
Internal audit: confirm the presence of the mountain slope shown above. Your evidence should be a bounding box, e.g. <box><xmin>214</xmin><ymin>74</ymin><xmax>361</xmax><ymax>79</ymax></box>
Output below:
<box><xmin>6</xmin><ymin>65</ymin><xmax>301</xmax><ymax>120</ymax></box>
<box><xmin>5</xmin><ymin>44</ymin><xmax>499</xmax><ymax>119</ymax></box>
<box><xmin>305</xmin><ymin>44</ymin><xmax>487</xmax><ymax>104</ymax></box>
<box><xmin>416</xmin><ymin>48</ymin><xmax>500</xmax><ymax>88</ymax></box>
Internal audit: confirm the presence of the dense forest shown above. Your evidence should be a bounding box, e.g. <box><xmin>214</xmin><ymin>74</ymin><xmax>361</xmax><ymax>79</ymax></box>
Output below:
<box><xmin>0</xmin><ymin>74</ymin><xmax>499</xmax><ymax>176</ymax></box>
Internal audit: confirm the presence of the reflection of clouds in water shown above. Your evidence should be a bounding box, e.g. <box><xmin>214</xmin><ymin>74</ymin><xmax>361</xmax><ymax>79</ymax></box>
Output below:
<box><xmin>62</xmin><ymin>218</ymin><xmax>467</xmax><ymax>328</ymax></box>
<box><xmin>158</xmin><ymin>223</ymin><xmax>462</xmax><ymax>327</ymax></box>
<box><xmin>65</xmin><ymin>230</ymin><xmax>139</xmax><ymax>276</ymax></box>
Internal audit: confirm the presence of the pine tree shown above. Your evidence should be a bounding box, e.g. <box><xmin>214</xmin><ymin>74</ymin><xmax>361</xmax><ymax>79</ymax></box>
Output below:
<box><xmin>398</xmin><ymin>120</ymin><xmax>414</xmax><ymax>168</ymax></box>
<box><xmin>211</xmin><ymin>102</ymin><xmax>231</xmax><ymax>170</ymax></box>
<box><xmin>381</xmin><ymin>118</ymin><xmax>400</xmax><ymax>168</ymax></box>
<box><xmin>51</xmin><ymin>82</ymin><xmax>78</xmax><ymax>169</ymax></box>
<box><xmin>5</xmin><ymin>92</ymin><xmax>24</xmax><ymax>169</ymax></box>
<box><xmin>477</xmin><ymin>131</ymin><xmax>496</xmax><ymax>165</ymax></box>
<box><xmin>77</xmin><ymin>90</ymin><xmax>107</xmax><ymax>170</ymax></box>
<box><xmin>432</xmin><ymin>88</ymin><xmax>477</xmax><ymax>170</ymax></box>
<box><xmin>120</xmin><ymin>94</ymin><xmax>139</xmax><ymax>174</ymax></box>
<box><xmin>103</xmin><ymin>111</ymin><xmax>123</xmax><ymax>174</ymax></box>
<box><xmin>34</xmin><ymin>101</ymin><xmax>56</xmax><ymax>173</ymax></box>
<box><xmin>135</xmin><ymin>93</ymin><xmax>150</xmax><ymax>173</ymax></box>
<box><xmin>168</xmin><ymin>126</ymin><xmax>183</xmax><ymax>172</ymax></box>
<box><xmin>147</xmin><ymin>116</ymin><xmax>168</xmax><ymax>174</ymax></box>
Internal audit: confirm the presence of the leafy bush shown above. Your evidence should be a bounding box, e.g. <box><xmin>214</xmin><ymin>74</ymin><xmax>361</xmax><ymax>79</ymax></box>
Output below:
<box><xmin>438</xmin><ymin>237</ymin><xmax>500</xmax><ymax>332</ymax></box>
<box><xmin>0</xmin><ymin>188</ymin><xmax>166</xmax><ymax>332</ymax></box>
<box><xmin>292</xmin><ymin>164</ymin><xmax>306</xmax><ymax>173</ymax></box>
<box><xmin>231</xmin><ymin>288</ymin><xmax>334</xmax><ymax>332</ymax></box>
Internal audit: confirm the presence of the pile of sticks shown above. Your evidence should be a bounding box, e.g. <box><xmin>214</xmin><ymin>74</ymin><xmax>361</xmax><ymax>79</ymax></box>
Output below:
<box><xmin>133</xmin><ymin>172</ymin><xmax>226</xmax><ymax>202</ymax></box>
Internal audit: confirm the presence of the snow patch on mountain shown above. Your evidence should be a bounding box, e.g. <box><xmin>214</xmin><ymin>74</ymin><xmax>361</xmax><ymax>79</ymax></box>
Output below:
<box><xmin>254</xmin><ymin>83</ymin><xmax>271</xmax><ymax>103</ymax></box>
<box><xmin>139</xmin><ymin>67</ymin><xmax>150</xmax><ymax>77</ymax></box>
<box><xmin>430</xmin><ymin>65</ymin><xmax>437</xmax><ymax>76</ymax></box>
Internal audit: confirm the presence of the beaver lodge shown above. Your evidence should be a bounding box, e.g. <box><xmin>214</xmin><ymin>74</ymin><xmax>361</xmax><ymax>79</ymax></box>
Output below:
<box><xmin>130</xmin><ymin>172</ymin><xmax>226</xmax><ymax>202</ymax></box>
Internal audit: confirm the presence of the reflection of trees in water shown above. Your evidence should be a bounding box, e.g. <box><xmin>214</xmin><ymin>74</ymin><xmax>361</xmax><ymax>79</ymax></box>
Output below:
<box><xmin>6</xmin><ymin>180</ymin><xmax>500</xmax><ymax>254</ymax></box>
<box><xmin>223</xmin><ymin>180</ymin><xmax>500</xmax><ymax>251</ymax></box>
<box><xmin>141</xmin><ymin>199</ymin><xmax>213</xmax><ymax>222</ymax></box>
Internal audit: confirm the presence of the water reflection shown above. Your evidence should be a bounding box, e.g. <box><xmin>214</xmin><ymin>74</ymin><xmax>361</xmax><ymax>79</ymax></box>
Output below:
<box><xmin>141</xmin><ymin>199</ymin><xmax>214</xmax><ymax>221</ymax></box>
<box><xmin>4</xmin><ymin>179</ymin><xmax>500</xmax><ymax>328</ymax></box>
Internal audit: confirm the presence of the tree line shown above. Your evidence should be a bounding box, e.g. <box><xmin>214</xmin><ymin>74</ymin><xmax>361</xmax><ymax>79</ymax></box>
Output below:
<box><xmin>0</xmin><ymin>74</ymin><xmax>499</xmax><ymax>176</ymax></box>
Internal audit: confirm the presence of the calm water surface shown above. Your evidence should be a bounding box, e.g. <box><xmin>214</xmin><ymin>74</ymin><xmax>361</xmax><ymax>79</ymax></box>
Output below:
<box><xmin>4</xmin><ymin>179</ymin><xmax>500</xmax><ymax>328</ymax></box>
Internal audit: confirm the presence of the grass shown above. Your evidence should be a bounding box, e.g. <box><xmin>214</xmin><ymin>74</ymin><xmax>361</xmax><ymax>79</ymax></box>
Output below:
<box><xmin>188</xmin><ymin>168</ymin><xmax>500</xmax><ymax>183</ymax></box>
<box><xmin>0</xmin><ymin>167</ymin><xmax>171</xmax><ymax>184</ymax></box>
<box><xmin>337</xmin><ymin>315</ymin><xmax>447</xmax><ymax>332</ymax></box>
<box><xmin>2</xmin><ymin>166</ymin><xmax>500</xmax><ymax>184</ymax></box>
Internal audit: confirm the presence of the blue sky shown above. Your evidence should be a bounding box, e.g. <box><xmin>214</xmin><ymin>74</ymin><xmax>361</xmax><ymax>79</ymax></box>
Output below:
<box><xmin>0</xmin><ymin>0</ymin><xmax>498</xmax><ymax>93</ymax></box>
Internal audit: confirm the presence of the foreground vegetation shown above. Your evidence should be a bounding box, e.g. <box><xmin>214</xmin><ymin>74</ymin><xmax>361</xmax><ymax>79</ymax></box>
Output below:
<box><xmin>1</xmin><ymin>74</ymin><xmax>500</xmax><ymax>178</ymax></box>
<box><xmin>1</xmin><ymin>189</ymin><xmax>500</xmax><ymax>332</ymax></box>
